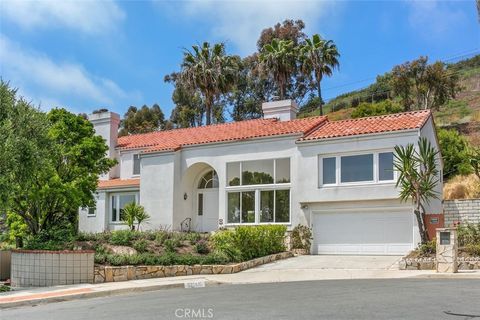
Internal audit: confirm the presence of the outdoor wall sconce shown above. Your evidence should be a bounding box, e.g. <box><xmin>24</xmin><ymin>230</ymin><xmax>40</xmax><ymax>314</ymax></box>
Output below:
<box><xmin>184</xmin><ymin>193</ymin><xmax>188</xmax><ymax>200</ymax></box>
<box><xmin>300</xmin><ymin>204</ymin><xmax>308</xmax><ymax>210</ymax></box>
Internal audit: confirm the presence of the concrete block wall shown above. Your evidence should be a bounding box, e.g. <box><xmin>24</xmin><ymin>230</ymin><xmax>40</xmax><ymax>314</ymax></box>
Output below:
<box><xmin>11</xmin><ymin>250</ymin><xmax>94</xmax><ymax>287</ymax></box>
<box><xmin>444</xmin><ymin>199</ymin><xmax>480</xmax><ymax>227</ymax></box>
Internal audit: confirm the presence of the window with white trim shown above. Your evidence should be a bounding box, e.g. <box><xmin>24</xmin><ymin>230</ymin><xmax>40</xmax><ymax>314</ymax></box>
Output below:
<box><xmin>226</xmin><ymin>158</ymin><xmax>290</xmax><ymax>224</ymax></box>
<box><xmin>133</xmin><ymin>154</ymin><xmax>141</xmax><ymax>175</ymax></box>
<box><xmin>111</xmin><ymin>192</ymin><xmax>139</xmax><ymax>222</ymax></box>
<box><xmin>319</xmin><ymin>151</ymin><xmax>396</xmax><ymax>186</ymax></box>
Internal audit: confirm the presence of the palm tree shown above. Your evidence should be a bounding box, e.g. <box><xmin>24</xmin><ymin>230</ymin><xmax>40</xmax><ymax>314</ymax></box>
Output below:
<box><xmin>394</xmin><ymin>137</ymin><xmax>440</xmax><ymax>244</ymax></box>
<box><xmin>300</xmin><ymin>34</ymin><xmax>340</xmax><ymax>115</ymax></box>
<box><xmin>180</xmin><ymin>42</ymin><xmax>238</xmax><ymax>125</ymax></box>
<box><xmin>122</xmin><ymin>203</ymin><xmax>150</xmax><ymax>231</ymax></box>
<box><xmin>259</xmin><ymin>39</ymin><xmax>297</xmax><ymax>100</ymax></box>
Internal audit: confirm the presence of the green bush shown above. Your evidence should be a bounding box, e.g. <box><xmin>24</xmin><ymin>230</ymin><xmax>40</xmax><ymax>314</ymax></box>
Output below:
<box><xmin>110</xmin><ymin>230</ymin><xmax>137</xmax><ymax>246</ymax></box>
<box><xmin>154</xmin><ymin>231</ymin><xmax>168</xmax><ymax>245</ymax></box>
<box><xmin>351</xmin><ymin>100</ymin><xmax>403</xmax><ymax>119</ymax></box>
<box><xmin>24</xmin><ymin>226</ymin><xmax>75</xmax><ymax>250</ymax></box>
<box><xmin>194</xmin><ymin>239</ymin><xmax>210</xmax><ymax>254</ymax></box>
<box><xmin>418</xmin><ymin>239</ymin><xmax>436</xmax><ymax>255</ymax></box>
<box><xmin>458</xmin><ymin>223</ymin><xmax>480</xmax><ymax>246</ymax></box>
<box><xmin>164</xmin><ymin>238</ymin><xmax>180</xmax><ymax>252</ymax></box>
<box><xmin>210</xmin><ymin>229</ymin><xmax>242</xmax><ymax>262</ymax></box>
<box><xmin>133</xmin><ymin>239</ymin><xmax>148</xmax><ymax>253</ymax></box>
<box><xmin>465</xmin><ymin>244</ymin><xmax>480</xmax><ymax>256</ymax></box>
<box><xmin>0</xmin><ymin>285</ymin><xmax>11</xmax><ymax>292</ymax></box>
<box><xmin>211</xmin><ymin>225</ymin><xmax>286</xmax><ymax>261</ymax></box>
<box><xmin>290</xmin><ymin>224</ymin><xmax>313</xmax><ymax>250</ymax></box>
<box><xmin>98</xmin><ymin>251</ymin><xmax>232</xmax><ymax>266</ymax></box>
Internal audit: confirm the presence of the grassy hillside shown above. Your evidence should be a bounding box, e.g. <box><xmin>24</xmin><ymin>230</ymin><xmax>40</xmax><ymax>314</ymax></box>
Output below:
<box><xmin>299</xmin><ymin>55</ymin><xmax>480</xmax><ymax>145</ymax></box>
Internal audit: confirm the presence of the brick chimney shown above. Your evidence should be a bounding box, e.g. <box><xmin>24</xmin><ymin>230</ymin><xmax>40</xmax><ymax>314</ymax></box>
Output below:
<box><xmin>262</xmin><ymin>99</ymin><xmax>298</xmax><ymax>121</ymax></box>
<box><xmin>88</xmin><ymin>111</ymin><xmax>120</xmax><ymax>180</ymax></box>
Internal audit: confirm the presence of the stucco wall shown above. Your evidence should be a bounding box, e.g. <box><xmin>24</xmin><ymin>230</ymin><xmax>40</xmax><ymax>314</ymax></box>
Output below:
<box><xmin>11</xmin><ymin>250</ymin><xmax>94</xmax><ymax>287</ymax></box>
<box><xmin>444</xmin><ymin>199</ymin><xmax>480</xmax><ymax>227</ymax></box>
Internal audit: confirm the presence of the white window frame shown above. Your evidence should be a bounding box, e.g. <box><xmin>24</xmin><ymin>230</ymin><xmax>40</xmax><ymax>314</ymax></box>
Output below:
<box><xmin>87</xmin><ymin>207</ymin><xmax>96</xmax><ymax>217</ymax></box>
<box><xmin>110</xmin><ymin>192</ymin><xmax>139</xmax><ymax>223</ymax></box>
<box><xmin>318</xmin><ymin>150</ymin><xmax>397</xmax><ymax>187</ymax></box>
<box><xmin>132</xmin><ymin>154</ymin><xmax>141</xmax><ymax>176</ymax></box>
<box><xmin>225</xmin><ymin>158</ymin><xmax>292</xmax><ymax>226</ymax></box>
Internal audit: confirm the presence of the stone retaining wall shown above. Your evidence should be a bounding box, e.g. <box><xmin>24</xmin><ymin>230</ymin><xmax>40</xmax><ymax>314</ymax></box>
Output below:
<box><xmin>94</xmin><ymin>251</ymin><xmax>293</xmax><ymax>283</ymax></box>
<box><xmin>399</xmin><ymin>257</ymin><xmax>480</xmax><ymax>270</ymax></box>
<box><xmin>11</xmin><ymin>250</ymin><xmax>95</xmax><ymax>287</ymax></box>
<box><xmin>444</xmin><ymin>199</ymin><xmax>480</xmax><ymax>227</ymax></box>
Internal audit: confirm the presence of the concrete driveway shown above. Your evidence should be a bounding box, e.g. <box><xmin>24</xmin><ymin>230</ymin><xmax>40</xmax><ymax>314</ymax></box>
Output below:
<box><xmin>247</xmin><ymin>255</ymin><xmax>403</xmax><ymax>272</ymax></box>
<box><xmin>208</xmin><ymin>255</ymin><xmax>434</xmax><ymax>284</ymax></box>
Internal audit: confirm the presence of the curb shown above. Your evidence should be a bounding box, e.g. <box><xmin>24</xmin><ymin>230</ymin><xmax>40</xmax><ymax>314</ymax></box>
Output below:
<box><xmin>0</xmin><ymin>279</ymin><xmax>223</xmax><ymax>309</ymax></box>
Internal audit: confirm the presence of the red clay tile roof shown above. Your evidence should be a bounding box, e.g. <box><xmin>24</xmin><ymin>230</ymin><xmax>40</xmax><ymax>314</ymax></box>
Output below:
<box><xmin>117</xmin><ymin>116</ymin><xmax>328</xmax><ymax>153</ymax></box>
<box><xmin>98</xmin><ymin>178</ymin><xmax>140</xmax><ymax>189</ymax></box>
<box><xmin>301</xmin><ymin>110</ymin><xmax>431</xmax><ymax>141</ymax></box>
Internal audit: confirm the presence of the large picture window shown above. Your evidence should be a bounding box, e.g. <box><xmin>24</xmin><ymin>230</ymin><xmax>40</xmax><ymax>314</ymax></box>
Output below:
<box><xmin>227</xmin><ymin>158</ymin><xmax>290</xmax><ymax>186</ymax></box>
<box><xmin>111</xmin><ymin>193</ymin><xmax>139</xmax><ymax>222</ymax></box>
<box><xmin>227</xmin><ymin>189</ymin><xmax>290</xmax><ymax>224</ymax></box>
<box><xmin>319</xmin><ymin>151</ymin><xmax>396</xmax><ymax>186</ymax></box>
<box><xmin>226</xmin><ymin>158</ymin><xmax>291</xmax><ymax>225</ymax></box>
<box><xmin>341</xmin><ymin>154</ymin><xmax>374</xmax><ymax>183</ymax></box>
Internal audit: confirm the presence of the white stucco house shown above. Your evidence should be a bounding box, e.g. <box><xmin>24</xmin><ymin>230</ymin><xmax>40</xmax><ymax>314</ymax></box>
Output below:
<box><xmin>79</xmin><ymin>100</ymin><xmax>443</xmax><ymax>255</ymax></box>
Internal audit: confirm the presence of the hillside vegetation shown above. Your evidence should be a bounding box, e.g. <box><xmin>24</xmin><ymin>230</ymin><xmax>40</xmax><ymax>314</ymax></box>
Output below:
<box><xmin>299</xmin><ymin>55</ymin><xmax>480</xmax><ymax>146</ymax></box>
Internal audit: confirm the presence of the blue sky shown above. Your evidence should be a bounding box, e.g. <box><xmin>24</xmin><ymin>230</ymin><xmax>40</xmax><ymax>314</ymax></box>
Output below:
<box><xmin>0</xmin><ymin>0</ymin><xmax>478</xmax><ymax>117</ymax></box>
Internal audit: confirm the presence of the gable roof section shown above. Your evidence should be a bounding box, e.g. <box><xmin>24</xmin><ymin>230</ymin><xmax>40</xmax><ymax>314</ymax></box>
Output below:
<box><xmin>117</xmin><ymin>116</ymin><xmax>328</xmax><ymax>153</ymax></box>
<box><xmin>301</xmin><ymin>110</ymin><xmax>431</xmax><ymax>141</ymax></box>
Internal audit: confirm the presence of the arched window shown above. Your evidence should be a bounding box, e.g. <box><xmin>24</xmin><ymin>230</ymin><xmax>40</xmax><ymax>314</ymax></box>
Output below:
<box><xmin>198</xmin><ymin>170</ymin><xmax>219</xmax><ymax>189</ymax></box>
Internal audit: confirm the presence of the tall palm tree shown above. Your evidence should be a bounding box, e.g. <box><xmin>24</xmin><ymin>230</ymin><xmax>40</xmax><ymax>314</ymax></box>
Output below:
<box><xmin>259</xmin><ymin>39</ymin><xmax>297</xmax><ymax>100</ymax></box>
<box><xmin>180</xmin><ymin>42</ymin><xmax>238</xmax><ymax>125</ymax></box>
<box><xmin>300</xmin><ymin>34</ymin><xmax>340</xmax><ymax>115</ymax></box>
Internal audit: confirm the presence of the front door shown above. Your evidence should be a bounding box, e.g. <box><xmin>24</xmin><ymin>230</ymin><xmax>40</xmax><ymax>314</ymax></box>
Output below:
<box><xmin>197</xmin><ymin>190</ymin><xmax>219</xmax><ymax>232</ymax></box>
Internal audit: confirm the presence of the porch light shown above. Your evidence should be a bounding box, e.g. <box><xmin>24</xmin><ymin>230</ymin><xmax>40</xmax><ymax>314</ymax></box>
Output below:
<box><xmin>184</xmin><ymin>193</ymin><xmax>188</xmax><ymax>200</ymax></box>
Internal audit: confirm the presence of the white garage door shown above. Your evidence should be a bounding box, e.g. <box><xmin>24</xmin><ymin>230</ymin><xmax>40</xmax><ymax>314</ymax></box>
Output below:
<box><xmin>312</xmin><ymin>209</ymin><xmax>414</xmax><ymax>255</ymax></box>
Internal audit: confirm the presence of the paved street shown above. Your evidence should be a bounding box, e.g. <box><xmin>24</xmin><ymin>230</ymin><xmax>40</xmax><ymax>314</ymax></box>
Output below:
<box><xmin>2</xmin><ymin>279</ymin><xmax>480</xmax><ymax>320</ymax></box>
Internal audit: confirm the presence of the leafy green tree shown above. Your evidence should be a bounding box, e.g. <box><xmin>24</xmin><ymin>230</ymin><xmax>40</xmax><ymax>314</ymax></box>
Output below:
<box><xmin>351</xmin><ymin>100</ymin><xmax>403</xmax><ymax>118</ymax></box>
<box><xmin>391</xmin><ymin>57</ymin><xmax>460</xmax><ymax>111</ymax></box>
<box><xmin>437</xmin><ymin>128</ymin><xmax>472</xmax><ymax>179</ymax></box>
<box><xmin>394</xmin><ymin>137</ymin><xmax>440</xmax><ymax>244</ymax></box>
<box><xmin>119</xmin><ymin>104</ymin><xmax>165</xmax><ymax>136</ymax></box>
<box><xmin>260</xmin><ymin>39</ymin><xmax>298</xmax><ymax>100</ymax></box>
<box><xmin>300</xmin><ymin>34</ymin><xmax>340</xmax><ymax>115</ymax></box>
<box><xmin>0</xmin><ymin>82</ymin><xmax>116</xmax><ymax>238</ymax></box>
<box><xmin>255</xmin><ymin>19</ymin><xmax>309</xmax><ymax>102</ymax></box>
<box><xmin>178</xmin><ymin>42</ymin><xmax>239</xmax><ymax>125</ymax></box>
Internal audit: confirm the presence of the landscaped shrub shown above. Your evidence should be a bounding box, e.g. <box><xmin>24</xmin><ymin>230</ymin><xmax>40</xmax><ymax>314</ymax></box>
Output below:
<box><xmin>24</xmin><ymin>226</ymin><xmax>75</xmax><ymax>250</ymax></box>
<box><xmin>290</xmin><ymin>224</ymin><xmax>313</xmax><ymax>250</ymax></box>
<box><xmin>210</xmin><ymin>229</ymin><xmax>242</xmax><ymax>262</ymax></box>
<box><xmin>133</xmin><ymin>239</ymin><xmax>148</xmax><ymax>253</ymax></box>
<box><xmin>164</xmin><ymin>238</ymin><xmax>180</xmax><ymax>252</ymax></box>
<box><xmin>418</xmin><ymin>239</ymin><xmax>436</xmax><ymax>255</ymax></box>
<box><xmin>154</xmin><ymin>231</ymin><xmax>168</xmax><ymax>245</ymax></box>
<box><xmin>194</xmin><ymin>239</ymin><xmax>210</xmax><ymax>254</ymax></box>
<box><xmin>110</xmin><ymin>230</ymin><xmax>137</xmax><ymax>246</ymax></box>
<box><xmin>457</xmin><ymin>223</ymin><xmax>480</xmax><ymax>246</ymax></box>
<box><xmin>211</xmin><ymin>225</ymin><xmax>287</xmax><ymax>261</ymax></box>
<box><xmin>99</xmin><ymin>251</ymin><xmax>232</xmax><ymax>266</ymax></box>
<box><xmin>465</xmin><ymin>244</ymin><xmax>480</xmax><ymax>256</ymax></box>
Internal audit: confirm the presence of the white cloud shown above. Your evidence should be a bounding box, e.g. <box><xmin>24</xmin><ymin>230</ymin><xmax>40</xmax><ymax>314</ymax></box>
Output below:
<box><xmin>407</xmin><ymin>0</ymin><xmax>467</xmax><ymax>39</ymax></box>
<box><xmin>1</xmin><ymin>0</ymin><xmax>125</xmax><ymax>35</ymax></box>
<box><xmin>158</xmin><ymin>0</ymin><xmax>338</xmax><ymax>54</ymax></box>
<box><xmin>0</xmin><ymin>34</ymin><xmax>134</xmax><ymax>111</ymax></box>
